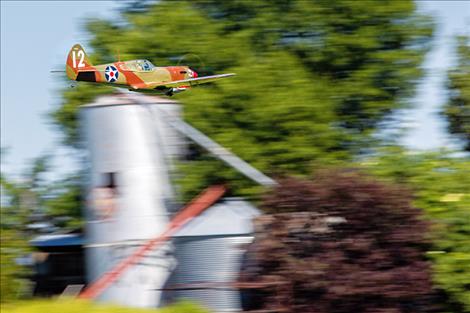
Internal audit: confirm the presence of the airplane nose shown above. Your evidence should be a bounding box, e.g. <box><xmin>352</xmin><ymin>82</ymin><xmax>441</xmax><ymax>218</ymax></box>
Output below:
<box><xmin>190</xmin><ymin>68</ymin><xmax>198</xmax><ymax>78</ymax></box>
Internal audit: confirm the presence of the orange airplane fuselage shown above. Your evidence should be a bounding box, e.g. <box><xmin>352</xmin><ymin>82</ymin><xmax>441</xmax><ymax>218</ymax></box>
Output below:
<box><xmin>66</xmin><ymin>44</ymin><xmax>234</xmax><ymax>96</ymax></box>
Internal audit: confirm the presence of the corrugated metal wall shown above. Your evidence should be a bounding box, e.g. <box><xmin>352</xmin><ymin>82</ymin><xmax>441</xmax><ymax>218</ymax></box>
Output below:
<box><xmin>162</xmin><ymin>235</ymin><xmax>253</xmax><ymax>312</ymax></box>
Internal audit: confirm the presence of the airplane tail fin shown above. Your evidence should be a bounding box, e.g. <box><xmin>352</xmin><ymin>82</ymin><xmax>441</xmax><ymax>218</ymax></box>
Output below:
<box><xmin>66</xmin><ymin>44</ymin><xmax>93</xmax><ymax>80</ymax></box>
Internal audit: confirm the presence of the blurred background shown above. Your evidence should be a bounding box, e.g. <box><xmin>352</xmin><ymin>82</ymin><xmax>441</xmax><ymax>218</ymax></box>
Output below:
<box><xmin>1</xmin><ymin>1</ymin><xmax>469</xmax><ymax>312</ymax></box>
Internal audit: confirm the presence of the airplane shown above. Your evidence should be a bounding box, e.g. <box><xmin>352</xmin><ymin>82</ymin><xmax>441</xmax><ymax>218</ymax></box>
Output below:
<box><xmin>64</xmin><ymin>44</ymin><xmax>235</xmax><ymax>96</ymax></box>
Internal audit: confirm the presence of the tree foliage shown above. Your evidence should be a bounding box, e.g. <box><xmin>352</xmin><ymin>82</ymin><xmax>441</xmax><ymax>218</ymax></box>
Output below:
<box><xmin>362</xmin><ymin>148</ymin><xmax>470</xmax><ymax>312</ymax></box>
<box><xmin>1</xmin><ymin>155</ymin><xmax>83</xmax><ymax>230</ymax></box>
<box><xmin>444</xmin><ymin>35</ymin><xmax>470</xmax><ymax>151</ymax></box>
<box><xmin>1</xmin><ymin>156</ymin><xmax>83</xmax><ymax>302</ymax></box>
<box><xmin>0</xmin><ymin>228</ymin><xmax>30</xmax><ymax>303</ymax></box>
<box><xmin>51</xmin><ymin>84</ymin><xmax>113</xmax><ymax>149</ymax></box>
<box><xmin>1</xmin><ymin>173</ymin><xmax>33</xmax><ymax>302</ymax></box>
<box><xmin>52</xmin><ymin>0</ymin><xmax>433</xmax><ymax>193</ymax></box>
<box><xmin>241</xmin><ymin>171</ymin><xmax>436</xmax><ymax>313</ymax></box>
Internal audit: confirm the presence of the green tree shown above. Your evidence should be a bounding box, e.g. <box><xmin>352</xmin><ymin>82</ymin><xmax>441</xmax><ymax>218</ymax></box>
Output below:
<box><xmin>444</xmin><ymin>35</ymin><xmax>470</xmax><ymax>151</ymax></box>
<box><xmin>1</xmin><ymin>173</ymin><xmax>32</xmax><ymax>302</ymax></box>
<box><xmin>42</xmin><ymin>173</ymin><xmax>83</xmax><ymax>228</ymax></box>
<box><xmin>362</xmin><ymin>148</ymin><xmax>470</xmax><ymax>312</ymax></box>
<box><xmin>1</xmin><ymin>155</ymin><xmax>51</xmax><ymax>231</ymax></box>
<box><xmin>52</xmin><ymin>0</ymin><xmax>433</xmax><ymax>199</ymax></box>
<box><xmin>1</xmin><ymin>156</ymin><xmax>83</xmax><ymax>302</ymax></box>
<box><xmin>51</xmin><ymin>84</ymin><xmax>113</xmax><ymax>149</ymax></box>
<box><xmin>0</xmin><ymin>228</ymin><xmax>30</xmax><ymax>303</ymax></box>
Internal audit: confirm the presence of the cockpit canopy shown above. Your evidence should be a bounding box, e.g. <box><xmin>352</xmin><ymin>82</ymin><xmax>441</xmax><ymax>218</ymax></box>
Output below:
<box><xmin>123</xmin><ymin>59</ymin><xmax>155</xmax><ymax>72</ymax></box>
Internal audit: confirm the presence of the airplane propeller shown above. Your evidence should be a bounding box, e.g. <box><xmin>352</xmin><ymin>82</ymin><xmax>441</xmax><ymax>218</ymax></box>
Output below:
<box><xmin>176</xmin><ymin>53</ymin><xmax>208</xmax><ymax>76</ymax></box>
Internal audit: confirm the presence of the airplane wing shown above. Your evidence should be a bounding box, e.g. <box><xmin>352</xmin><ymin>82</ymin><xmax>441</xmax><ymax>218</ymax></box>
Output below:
<box><xmin>147</xmin><ymin>73</ymin><xmax>235</xmax><ymax>89</ymax></box>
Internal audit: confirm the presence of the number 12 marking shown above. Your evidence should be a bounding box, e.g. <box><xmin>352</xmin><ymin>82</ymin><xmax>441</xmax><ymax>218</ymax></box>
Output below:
<box><xmin>72</xmin><ymin>50</ymin><xmax>85</xmax><ymax>68</ymax></box>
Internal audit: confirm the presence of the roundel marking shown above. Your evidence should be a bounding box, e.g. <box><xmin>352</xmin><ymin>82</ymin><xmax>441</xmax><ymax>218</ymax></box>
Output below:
<box><xmin>105</xmin><ymin>65</ymin><xmax>119</xmax><ymax>82</ymax></box>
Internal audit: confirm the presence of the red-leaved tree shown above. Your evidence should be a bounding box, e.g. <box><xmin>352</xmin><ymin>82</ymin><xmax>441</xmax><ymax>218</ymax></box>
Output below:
<box><xmin>239</xmin><ymin>170</ymin><xmax>438</xmax><ymax>313</ymax></box>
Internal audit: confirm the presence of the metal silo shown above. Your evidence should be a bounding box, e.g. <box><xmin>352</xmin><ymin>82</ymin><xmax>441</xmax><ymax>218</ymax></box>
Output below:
<box><xmin>161</xmin><ymin>197</ymin><xmax>260</xmax><ymax>312</ymax></box>
<box><xmin>80</xmin><ymin>93</ymin><xmax>184</xmax><ymax>307</ymax></box>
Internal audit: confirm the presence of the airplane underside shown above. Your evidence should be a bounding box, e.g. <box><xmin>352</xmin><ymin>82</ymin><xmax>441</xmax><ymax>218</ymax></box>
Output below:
<box><xmin>130</xmin><ymin>86</ymin><xmax>189</xmax><ymax>96</ymax></box>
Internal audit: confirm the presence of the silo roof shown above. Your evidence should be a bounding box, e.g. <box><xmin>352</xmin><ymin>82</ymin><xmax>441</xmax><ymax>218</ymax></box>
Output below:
<box><xmin>81</xmin><ymin>92</ymin><xmax>179</xmax><ymax>108</ymax></box>
<box><xmin>173</xmin><ymin>197</ymin><xmax>261</xmax><ymax>237</ymax></box>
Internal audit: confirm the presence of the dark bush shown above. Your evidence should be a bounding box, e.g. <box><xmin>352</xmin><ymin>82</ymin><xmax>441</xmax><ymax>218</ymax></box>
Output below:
<box><xmin>240</xmin><ymin>170</ymin><xmax>438</xmax><ymax>313</ymax></box>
